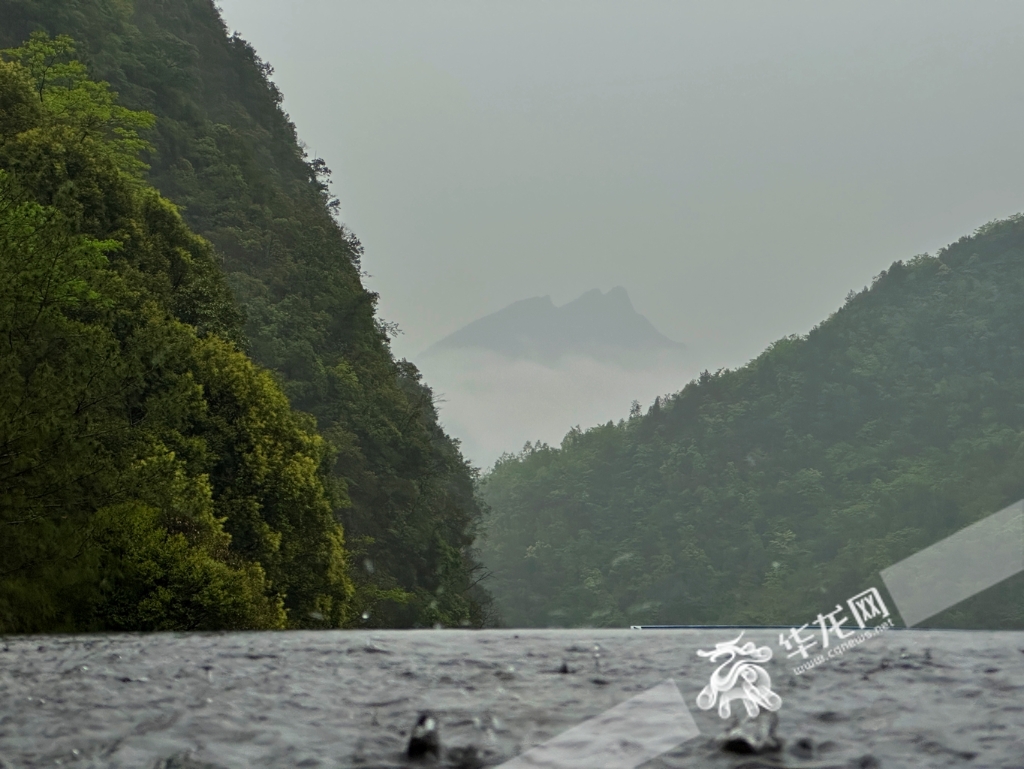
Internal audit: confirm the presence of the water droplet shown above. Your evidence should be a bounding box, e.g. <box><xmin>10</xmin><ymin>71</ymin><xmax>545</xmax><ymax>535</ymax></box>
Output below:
<box><xmin>308</xmin><ymin>611</ymin><xmax>324</xmax><ymax>621</ymax></box>
<box><xmin>363</xmin><ymin>558</ymin><xmax>375</xmax><ymax>574</ymax></box>
<box><xmin>433</xmin><ymin>622</ymin><xmax>443</xmax><ymax>630</ymax></box>
<box><xmin>361</xmin><ymin>611</ymin><xmax>370</xmax><ymax>621</ymax></box>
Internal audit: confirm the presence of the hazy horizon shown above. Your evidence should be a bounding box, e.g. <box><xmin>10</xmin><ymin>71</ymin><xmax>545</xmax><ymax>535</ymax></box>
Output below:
<box><xmin>212</xmin><ymin>0</ymin><xmax>1024</xmax><ymax>463</ymax></box>
<box><xmin>416</xmin><ymin>286</ymin><xmax>695</xmax><ymax>466</ymax></box>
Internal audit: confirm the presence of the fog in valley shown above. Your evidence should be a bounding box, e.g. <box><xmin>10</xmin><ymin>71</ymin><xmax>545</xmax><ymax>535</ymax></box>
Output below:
<box><xmin>417</xmin><ymin>286</ymin><xmax>693</xmax><ymax>464</ymax></box>
<box><xmin>4</xmin><ymin>1</ymin><xmax>1024</xmax><ymax>765</ymax></box>
<box><xmin>216</xmin><ymin>0</ymin><xmax>1024</xmax><ymax>468</ymax></box>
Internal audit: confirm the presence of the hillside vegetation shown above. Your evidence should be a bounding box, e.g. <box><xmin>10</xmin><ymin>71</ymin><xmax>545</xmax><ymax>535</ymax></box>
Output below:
<box><xmin>0</xmin><ymin>1</ymin><xmax>491</xmax><ymax>630</ymax></box>
<box><xmin>480</xmin><ymin>219</ymin><xmax>1024</xmax><ymax>629</ymax></box>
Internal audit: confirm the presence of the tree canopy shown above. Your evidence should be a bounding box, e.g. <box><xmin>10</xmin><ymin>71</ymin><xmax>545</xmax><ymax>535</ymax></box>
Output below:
<box><xmin>480</xmin><ymin>220</ymin><xmax>1024</xmax><ymax>629</ymax></box>
<box><xmin>0</xmin><ymin>33</ymin><xmax>353</xmax><ymax>631</ymax></box>
<box><xmin>0</xmin><ymin>0</ymin><xmax>493</xmax><ymax>629</ymax></box>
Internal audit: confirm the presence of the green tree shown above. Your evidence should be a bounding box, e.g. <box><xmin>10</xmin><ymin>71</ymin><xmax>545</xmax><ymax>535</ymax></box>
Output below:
<box><xmin>480</xmin><ymin>222</ymin><xmax>1024</xmax><ymax>629</ymax></box>
<box><xmin>0</xmin><ymin>176</ymin><xmax>284</xmax><ymax>631</ymax></box>
<box><xmin>0</xmin><ymin>2</ymin><xmax>494</xmax><ymax>627</ymax></box>
<box><xmin>0</xmin><ymin>35</ymin><xmax>360</xmax><ymax>632</ymax></box>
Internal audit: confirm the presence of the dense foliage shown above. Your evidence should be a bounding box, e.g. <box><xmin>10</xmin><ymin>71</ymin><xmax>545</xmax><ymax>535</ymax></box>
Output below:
<box><xmin>1</xmin><ymin>0</ymin><xmax>492</xmax><ymax>628</ymax></box>
<box><xmin>0</xmin><ymin>36</ymin><xmax>353</xmax><ymax>631</ymax></box>
<box><xmin>480</xmin><ymin>220</ymin><xmax>1024</xmax><ymax>629</ymax></box>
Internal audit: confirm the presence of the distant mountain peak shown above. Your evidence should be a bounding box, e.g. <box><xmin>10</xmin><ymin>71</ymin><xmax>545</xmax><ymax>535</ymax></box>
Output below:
<box><xmin>422</xmin><ymin>287</ymin><xmax>683</xmax><ymax>367</ymax></box>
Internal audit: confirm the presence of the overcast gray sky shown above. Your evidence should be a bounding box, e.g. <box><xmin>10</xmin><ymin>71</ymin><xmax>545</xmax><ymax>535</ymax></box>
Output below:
<box><xmin>216</xmin><ymin>0</ymin><xmax>1024</xmax><ymax>371</ymax></box>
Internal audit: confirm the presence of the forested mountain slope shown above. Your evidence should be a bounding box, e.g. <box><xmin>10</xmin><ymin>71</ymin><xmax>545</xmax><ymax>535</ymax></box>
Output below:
<box><xmin>0</xmin><ymin>35</ymin><xmax>355</xmax><ymax>631</ymax></box>
<box><xmin>480</xmin><ymin>218</ymin><xmax>1024</xmax><ymax>629</ymax></box>
<box><xmin>0</xmin><ymin>1</ymin><xmax>491</xmax><ymax>628</ymax></box>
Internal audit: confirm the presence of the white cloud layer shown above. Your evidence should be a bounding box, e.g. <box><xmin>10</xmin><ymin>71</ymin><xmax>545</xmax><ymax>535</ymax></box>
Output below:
<box><xmin>414</xmin><ymin>349</ymin><xmax>701</xmax><ymax>469</ymax></box>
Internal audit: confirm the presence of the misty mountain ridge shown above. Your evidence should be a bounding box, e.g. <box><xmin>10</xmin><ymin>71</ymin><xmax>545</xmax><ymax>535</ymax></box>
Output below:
<box><xmin>478</xmin><ymin>214</ymin><xmax>1024</xmax><ymax>629</ymax></box>
<box><xmin>423</xmin><ymin>287</ymin><xmax>683</xmax><ymax>368</ymax></box>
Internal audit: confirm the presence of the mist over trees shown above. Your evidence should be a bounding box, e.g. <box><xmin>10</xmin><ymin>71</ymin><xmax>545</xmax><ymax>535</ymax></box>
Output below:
<box><xmin>5</xmin><ymin>0</ymin><xmax>1023</xmax><ymax>635</ymax></box>
<box><xmin>0</xmin><ymin>0</ymin><xmax>492</xmax><ymax>631</ymax></box>
<box><xmin>479</xmin><ymin>221</ymin><xmax>1024</xmax><ymax>629</ymax></box>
